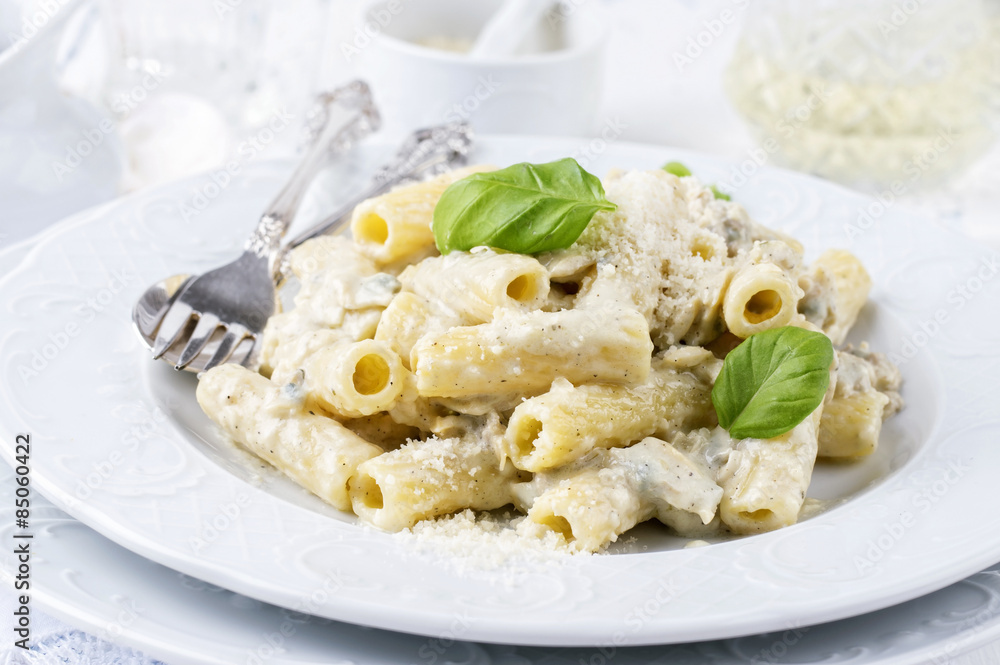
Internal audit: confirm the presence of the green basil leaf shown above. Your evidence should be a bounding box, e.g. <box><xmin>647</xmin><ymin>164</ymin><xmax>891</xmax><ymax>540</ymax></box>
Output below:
<box><xmin>710</xmin><ymin>185</ymin><xmax>731</xmax><ymax>201</ymax></box>
<box><xmin>712</xmin><ymin>327</ymin><xmax>834</xmax><ymax>440</ymax></box>
<box><xmin>662</xmin><ymin>161</ymin><xmax>692</xmax><ymax>177</ymax></box>
<box><xmin>663</xmin><ymin>161</ymin><xmax>733</xmax><ymax>200</ymax></box>
<box><xmin>432</xmin><ymin>158</ymin><xmax>617</xmax><ymax>255</ymax></box>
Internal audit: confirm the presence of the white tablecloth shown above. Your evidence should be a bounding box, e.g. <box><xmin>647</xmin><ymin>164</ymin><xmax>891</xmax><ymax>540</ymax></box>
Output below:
<box><xmin>0</xmin><ymin>612</ymin><xmax>162</xmax><ymax>664</ymax></box>
<box><xmin>1</xmin><ymin>1</ymin><xmax>998</xmax><ymax>663</ymax></box>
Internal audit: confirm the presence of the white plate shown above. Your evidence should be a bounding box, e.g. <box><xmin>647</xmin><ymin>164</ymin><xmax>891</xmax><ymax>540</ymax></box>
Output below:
<box><xmin>5</xmin><ymin>459</ymin><xmax>1000</xmax><ymax>665</ymax></box>
<box><xmin>4</xmin><ymin>233</ymin><xmax>1000</xmax><ymax>665</ymax></box>
<box><xmin>1</xmin><ymin>137</ymin><xmax>999</xmax><ymax>647</ymax></box>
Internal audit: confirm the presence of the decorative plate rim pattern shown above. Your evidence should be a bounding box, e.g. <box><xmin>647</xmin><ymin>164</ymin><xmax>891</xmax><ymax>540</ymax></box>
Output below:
<box><xmin>3</xmin><ymin>457</ymin><xmax>1000</xmax><ymax>665</ymax></box>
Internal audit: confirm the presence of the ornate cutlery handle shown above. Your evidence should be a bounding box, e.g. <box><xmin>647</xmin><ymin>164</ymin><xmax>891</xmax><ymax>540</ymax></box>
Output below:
<box><xmin>284</xmin><ymin>121</ymin><xmax>474</xmax><ymax>250</ymax></box>
<box><xmin>245</xmin><ymin>80</ymin><xmax>381</xmax><ymax>258</ymax></box>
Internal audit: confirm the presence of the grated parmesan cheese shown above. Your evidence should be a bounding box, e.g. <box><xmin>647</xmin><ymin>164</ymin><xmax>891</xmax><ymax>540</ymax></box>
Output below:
<box><xmin>395</xmin><ymin>509</ymin><xmax>587</xmax><ymax>578</ymax></box>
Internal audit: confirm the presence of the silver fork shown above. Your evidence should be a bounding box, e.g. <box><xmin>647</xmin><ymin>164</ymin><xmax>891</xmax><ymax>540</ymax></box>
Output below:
<box><xmin>151</xmin><ymin>80</ymin><xmax>380</xmax><ymax>370</ymax></box>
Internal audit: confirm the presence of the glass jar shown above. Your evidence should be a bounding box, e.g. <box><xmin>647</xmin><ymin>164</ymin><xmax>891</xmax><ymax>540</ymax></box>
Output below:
<box><xmin>724</xmin><ymin>0</ymin><xmax>998</xmax><ymax>191</ymax></box>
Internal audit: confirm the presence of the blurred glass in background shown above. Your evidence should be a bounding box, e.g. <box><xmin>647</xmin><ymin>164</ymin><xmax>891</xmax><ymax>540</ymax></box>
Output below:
<box><xmin>0</xmin><ymin>0</ymin><xmax>332</xmax><ymax>217</ymax></box>
<box><xmin>0</xmin><ymin>0</ymin><xmax>124</xmax><ymax>239</ymax></box>
<box><xmin>724</xmin><ymin>0</ymin><xmax>999</xmax><ymax>192</ymax></box>
<box><xmin>101</xmin><ymin>0</ymin><xmax>330</xmax><ymax>190</ymax></box>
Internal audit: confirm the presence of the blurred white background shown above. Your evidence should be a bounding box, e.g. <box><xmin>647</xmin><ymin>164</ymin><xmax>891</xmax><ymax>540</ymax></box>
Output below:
<box><xmin>1</xmin><ymin>0</ymin><xmax>997</xmax><ymax>247</ymax></box>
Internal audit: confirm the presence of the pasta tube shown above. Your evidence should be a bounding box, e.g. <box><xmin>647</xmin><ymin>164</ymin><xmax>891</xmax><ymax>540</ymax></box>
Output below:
<box><xmin>264</xmin><ymin>327</ymin><xmax>353</xmax><ymax>384</ymax></box>
<box><xmin>723</xmin><ymin>263</ymin><xmax>803</xmax><ymax>338</ymax></box>
<box><xmin>717</xmin><ymin>409</ymin><xmax>822</xmax><ymax>534</ymax></box>
<box><xmin>399</xmin><ymin>249</ymin><xmax>550</xmax><ymax>323</ymax></box>
<box><xmin>412</xmin><ymin>307</ymin><xmax>653</xmax><ymax>399</ymax></box>
<box><xmin>349</xmin><ymin>434</ymin><xmax>524</xmax><ymax>531</ymax></box>
<box><xmin>261</xmin><ymin>236</ymin><xmax>397</xmax><ymax>378</ymax></box>
<box><xmin>503</xmin><ymin>367</ymin><xmax>714</xmax><ymax>472</ymax></box>
<box><xmin>813</xmin><ymin>249</ymin><xmax>872</xmax><ymax>346</ymax></box>
<box><xmin>351</xmin><ymin>166</ymin><xmax>491</xmax><ymax>265</ymax></box>
<box><xmin>303</xmin><ymin>340</ymin><xmax>408</xmax><ymax>418</ymax></box>
<box><xmin>288</xmin><ymin>236</ymin><xmax>396</xmax><ymax>324</ymax></box>
<box><xmin>524</xmin><ymin>437</ymin><xmax>722</xmax><ymax>551</ymax></box>
<box><xmin>196</xmin><ymin>364</ymin><xmax>381</xmax><ymax>511</ymax></box>
<box><xmin>818</xmin><ymin>392</ymin><xmax>888</xmax><ymax>458</ymax></box>
<box><xmin>374</xmin><ymin>292</ymin><xmax>465</xmax><ymax>370</ymax></box>
<box><xmin>818</xmin><ymin>351</ymin><xmax>890</xmax><ymax>458</ymax></box>
<box><xmin>525</xmin><ymin>466</ymin><xmax>647</xmax><ymax>553</ymax></box>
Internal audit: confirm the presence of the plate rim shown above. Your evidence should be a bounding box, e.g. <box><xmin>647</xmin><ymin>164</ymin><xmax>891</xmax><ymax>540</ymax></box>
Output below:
<box><xmin>3</xmin><ymin>453</ymin><xmax>1000</xmax><ymax>665</ymax></box>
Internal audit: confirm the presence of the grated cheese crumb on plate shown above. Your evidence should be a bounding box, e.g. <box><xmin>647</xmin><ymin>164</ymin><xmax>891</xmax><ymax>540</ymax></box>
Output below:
<box><xmin>395</xmin><ymin>509</ymin><xmax>588</xmax><ymax>579</ymax></box>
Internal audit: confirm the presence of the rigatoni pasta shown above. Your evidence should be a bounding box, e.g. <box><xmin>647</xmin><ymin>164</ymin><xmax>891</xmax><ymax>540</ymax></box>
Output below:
<box><xmin>503</xmin><ymin>366</ymin><xmax>713</xmax><ymax>472</ymax></box>
<box><xmin>717</xmin><ymin>409</ymin><xmax>823</xmax><ymax>534</ymax></box>
<box><xmin>350</xmin><ymin>431</ymin><xmax>526</xmax><ymax>530</ymax></box>
<box><xmin>196</xmin><ymin>364</ymin><xmax>381</xmax><ymax>511</ymax></box>
<box><xmin>723</xmin><ymin>262</ymin><xmax>803</xmax><ymax>338</ymax></box>
<box><xmin>301</xmin><ymin>339</ymin><xmax>408</xmax><ymax>418</ymax></box>
<box><xmin>399</xmin><ymin>248</ymin><xmax>550</xmax><ymax>323</ymax></box>
<box><xmin>817</xmin><ymin>349</ymin><xmax>896</xmax><ymax>458</ymax></box>
<box><xmin>410</xmin><ymin>307</ymin><xmax>653</xmax><ymax>400</ymax></box>
<box><xmin>812</xmin><ymin>249</ymin><xmax>873</xmax><ymax>346</ymax></box>
<box><xmin>196</xmin><ymin>164</ymin><xmax>903</xmax><ymax>554</ymax></box>
<box><xmin>520</xmin><ymin>436</ymin><xmax>723</xmax><ymax>551</ymax></box>
<box><xmin>524</xmin><ymin>466</ymin><xmax>646</xmax><ymax>553</ymax></box>
<box><xmin>373</xmin><ymin>291</ymin><xmax>459</xmax><ymax>369</ymax></box>
<box><xmin>351</xmin><ymin>165</ymin><xmax>492</xmax><ymax>265</ymax></box>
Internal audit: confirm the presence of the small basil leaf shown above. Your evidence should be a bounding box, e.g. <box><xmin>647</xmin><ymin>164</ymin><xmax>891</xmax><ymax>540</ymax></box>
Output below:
<box><xmin>432</xmin><ymin>158</ymin><xmax>617</xmax><ymax>255</ymax></box>
<box><xmin>710</xmin><ymin>185</ymin><xmax>731</xmax><ymax>201</ymax></box>
<box><xmin>712</xmin><ymin>327</ymin><xmax>834</xmax><ymax>440</ymax></box>
<box><xmin>662</xmin><ymin>161</ymin><xmax>692</xmax><ymax>177</ymax></box>
<box><xmin>663</xmin><ymin>161</ymin><xmax>733</xmax><ymax>200</ymax></box>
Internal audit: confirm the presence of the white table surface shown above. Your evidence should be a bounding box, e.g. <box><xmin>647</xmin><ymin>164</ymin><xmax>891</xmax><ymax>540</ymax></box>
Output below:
<box><xmin>1</xmin><ymin>1</ymin><xmax>999</xmax><ymax>663</ymax></box>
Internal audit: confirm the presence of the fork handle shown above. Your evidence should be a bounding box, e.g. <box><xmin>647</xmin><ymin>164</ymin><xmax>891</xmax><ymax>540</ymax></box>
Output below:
<box><xmin>285</xmin><ymin>123</ymin><xmax>473</xmax><ymax>246</ymax></box>
<box><xmin>245</xmin><ymin>81</ymin><xmax>380</xmax><ymax>258</ymax></box>
<box><xmin>283</xmin><ymin>177</ymin><xmax>398</xmax><ymax>250</ymax></box>
<box><xmin>270</xmin><ymin>178</ymin><xmax>392</xmax><ymax>287</ymax></box>
<box><xmin>273</xmin><ymin>121</ymin><xmax>474</xmax><ymax>280</ymax></box>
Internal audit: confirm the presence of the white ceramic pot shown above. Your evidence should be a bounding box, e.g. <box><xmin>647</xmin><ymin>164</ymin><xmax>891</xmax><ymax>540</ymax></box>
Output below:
<box><xmin>352</xmin><ymin>0</ymin><xmax>608</xmax><ymax>138</ymax></box>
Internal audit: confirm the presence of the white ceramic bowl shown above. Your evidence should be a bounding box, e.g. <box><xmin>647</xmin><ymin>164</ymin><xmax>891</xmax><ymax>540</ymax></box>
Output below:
<box><xmin>353</xmin><ymin>0</ymin><xmax>608</xmax><ymax>137</ymax></box>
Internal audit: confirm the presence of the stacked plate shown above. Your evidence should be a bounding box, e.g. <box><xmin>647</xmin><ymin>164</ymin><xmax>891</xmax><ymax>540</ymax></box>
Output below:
<box><xmin>2</xmin><ymin>137</ymin><xmax>1000</xmax><ymax>664</ymax></box>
